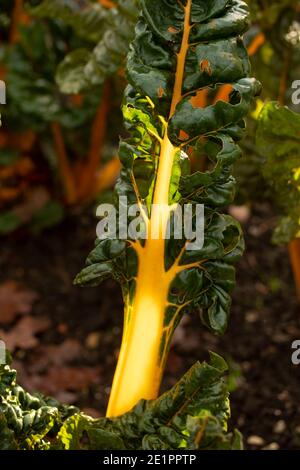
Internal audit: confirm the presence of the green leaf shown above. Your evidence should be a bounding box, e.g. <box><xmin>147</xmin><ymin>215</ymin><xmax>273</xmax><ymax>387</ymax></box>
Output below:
<box><xmin>74</xmin><ymin>261</ymin><xmax>115</xmax><ymax>287</ymax></box>
<box><xmin>0</xmin><ymin>361</ymin><xmax>78</xmax><ymax>450</ymax></box>
<box><xmin>59</xmin><ymin>352</ymin><xmax>239</xmax><ymax>450</ymax></box>
<box><xmin>168</xmin><ymin>78</ymin><xmax>260</xmax><ymax>145</ymax></box>
<box><xmin>0</xmin><ymin>354</ymin><xmax>241</xmax><ymax>450</ymax></box>
<box><xmin>57</xmin><ymin>414</ymin><xmax>125</xmax><ymax>450</ymax></box>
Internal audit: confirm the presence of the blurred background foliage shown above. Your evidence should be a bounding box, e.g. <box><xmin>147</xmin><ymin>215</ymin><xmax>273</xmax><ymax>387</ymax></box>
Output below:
<box><xmin>0</xmin><ymin>0</ymin><xmax>135</xmax><ymax>234</ymax></box>
<box><xmin>235</xmin><ymin>0</ymin><xmax>299</xmax><ymax>200</ymax></box>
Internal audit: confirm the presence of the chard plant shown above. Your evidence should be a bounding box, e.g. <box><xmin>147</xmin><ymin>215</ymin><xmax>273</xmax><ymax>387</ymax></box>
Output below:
<box><xmin>76</xmin><ymin>0</ymin><xmax>260</xmax><ymax>418</ymax></box>
<box><xmin>0</xmin><ymin>0</ymin><xmax>260</xmax><ymax>450</ymax></box>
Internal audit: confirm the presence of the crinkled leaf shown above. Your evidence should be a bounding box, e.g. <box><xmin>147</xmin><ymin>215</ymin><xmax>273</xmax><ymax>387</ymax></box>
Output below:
<box><xmin>0</xmin><ymin>354</ymin><xmax>240</xmax><ymax>450</ymax></box>
<box><xmin>77</xmin><ymin>0</ymin><xmax>259</xmax><ymax>339</ymax></box>
<box><xmin>0</xmin><ymin>360</ymin><xmax>78</xmax><ymax>450</ymax></box>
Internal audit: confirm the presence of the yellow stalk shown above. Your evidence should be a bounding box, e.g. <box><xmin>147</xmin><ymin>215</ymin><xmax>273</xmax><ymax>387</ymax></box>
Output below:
<box><xmin>106</xmin><ymin>0</ymin><xmax>192</xmax><ymax>417</ymax></box>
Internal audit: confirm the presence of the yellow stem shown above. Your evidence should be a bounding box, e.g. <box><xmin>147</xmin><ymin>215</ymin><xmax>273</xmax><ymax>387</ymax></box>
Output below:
<box><xmin>51</xmin><ymin>122</ymin><xmax>77</xmax><ymax>205</ymax></box>
<box><xmin>106</xmin><ymin>239</ymin><xmax>169</xmax><ymax>417</ymax></box>
<box><xmin>106</xmin><ymin>0</ymin><xmax>192</xmax><ymax>417</ymax></box>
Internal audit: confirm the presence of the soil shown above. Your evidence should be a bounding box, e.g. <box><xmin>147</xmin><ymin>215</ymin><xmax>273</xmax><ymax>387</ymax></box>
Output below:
<box><xmin>1</xmin><ymin>202</ymin><xmax>300</xmax><ymax>450</ymax></box>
